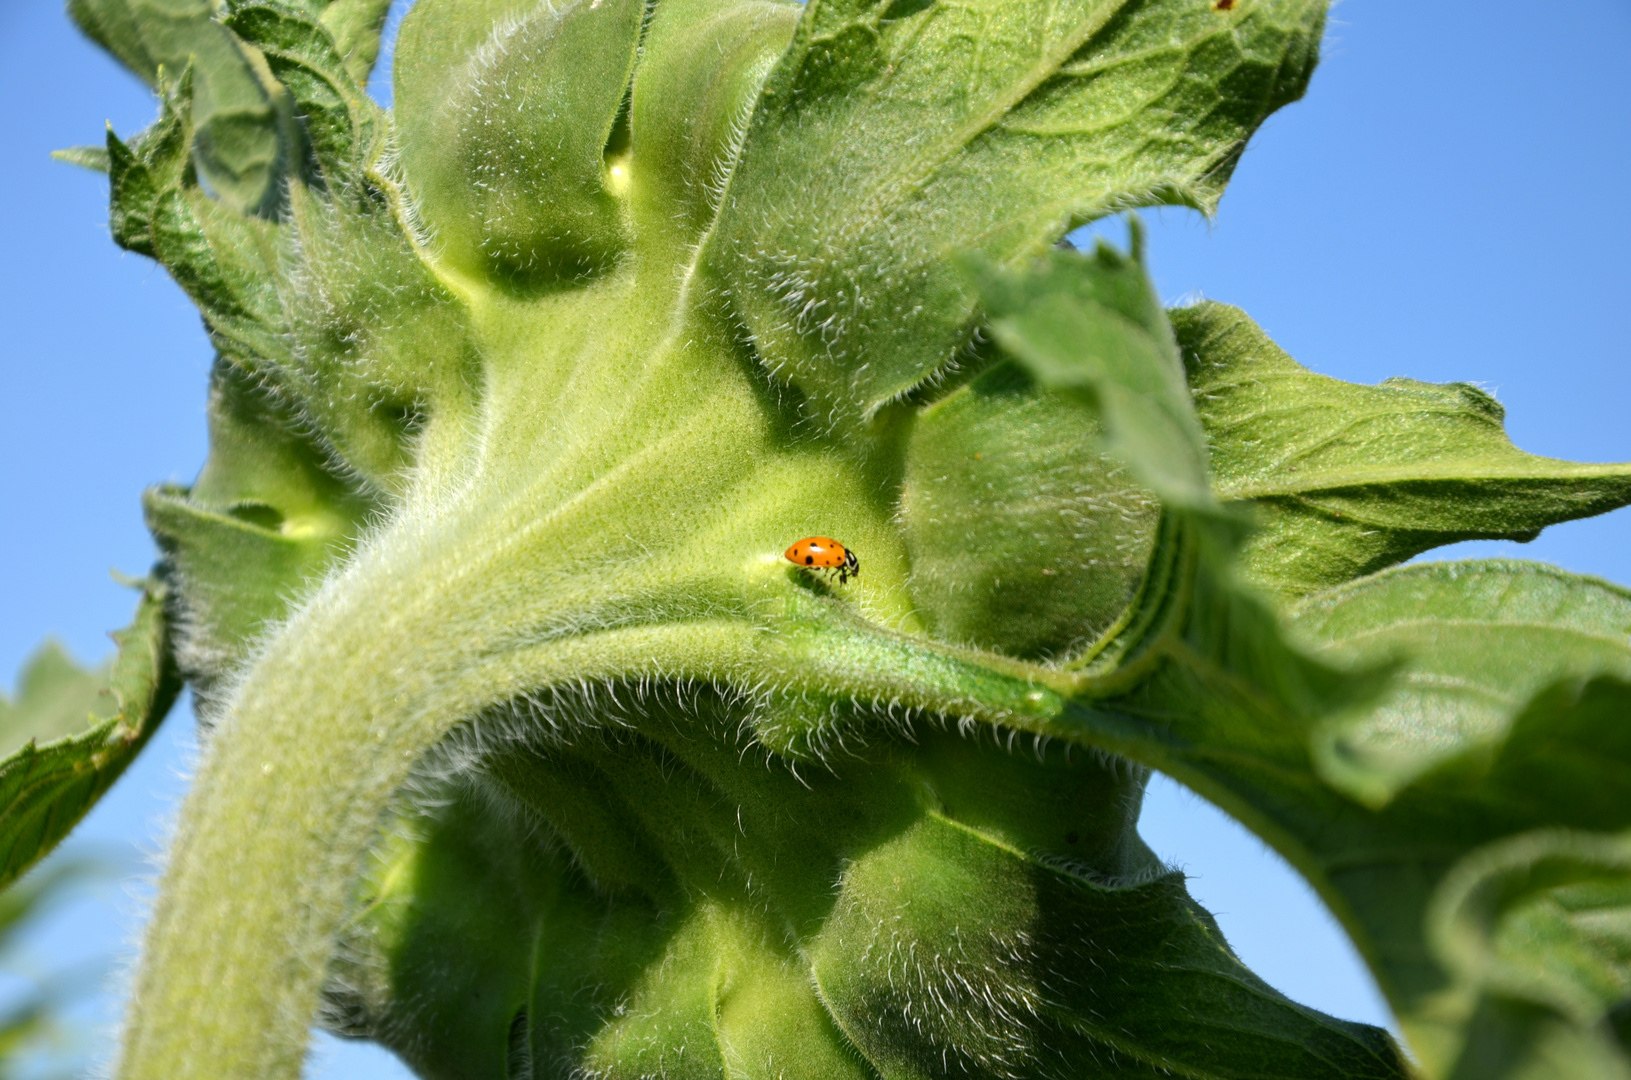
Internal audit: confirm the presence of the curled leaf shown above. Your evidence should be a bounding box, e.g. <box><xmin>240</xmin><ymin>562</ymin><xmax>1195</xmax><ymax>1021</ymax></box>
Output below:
<box><xmin>70</xmin><ymin>0</ymin><xmax>293</xmax><ymax>217</ymax></box>
<box><xmin>0</xmin><ymin>584</ymin><xmax>180</xmax><ymax>891</ymax></box>
<box><xmin>1428</xmin><ymin>828</ymin><xmax>1631</xmax><ymax>1080</ymax></box>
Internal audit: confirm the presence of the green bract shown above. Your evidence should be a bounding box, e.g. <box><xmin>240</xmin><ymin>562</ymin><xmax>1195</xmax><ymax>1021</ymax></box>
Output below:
<box><xmin>11</xmin><ymin>0</ymin><xmax>1631</xmax><ymax>1076</ymax></box>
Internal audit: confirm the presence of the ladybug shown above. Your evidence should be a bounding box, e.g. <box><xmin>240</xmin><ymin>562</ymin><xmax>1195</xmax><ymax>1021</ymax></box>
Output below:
<box><xmin>784</xmin><ymin>536</ymin><xmax>860</xmax><ymax>584</ymax></box>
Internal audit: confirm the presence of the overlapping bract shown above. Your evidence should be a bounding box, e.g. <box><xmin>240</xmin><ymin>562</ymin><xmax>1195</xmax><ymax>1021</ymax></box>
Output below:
<box><xmin>332</xmin><ymin>710</ymin><xmax>1403</xmax><ymax>1080</ymax></box>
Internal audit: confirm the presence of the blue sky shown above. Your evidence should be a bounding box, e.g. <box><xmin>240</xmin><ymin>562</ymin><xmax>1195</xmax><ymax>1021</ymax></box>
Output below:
<box><xmin>1</xmin><ymin>1</ymin><xmax>1627</xmax><ymax>1075</ymax></box>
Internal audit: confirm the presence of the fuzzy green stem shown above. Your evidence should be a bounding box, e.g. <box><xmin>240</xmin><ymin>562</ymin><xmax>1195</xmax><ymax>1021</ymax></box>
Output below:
<box><xmin>117</xmin><ymin>546</ymin><xmax>763</xmax><ymax>1077</ymax></box>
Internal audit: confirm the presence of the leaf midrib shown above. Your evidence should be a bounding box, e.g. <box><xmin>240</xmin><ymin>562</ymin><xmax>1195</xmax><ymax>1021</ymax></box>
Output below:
<box><xmin>762</xmin><ymin>0</ymin><xmax>1128</xmax><ymax>253</ymax></box>
<box><xmin>1216</xmin><ymin>459</ymin><xmax>1631</xmax><ymax>503</ymax></box>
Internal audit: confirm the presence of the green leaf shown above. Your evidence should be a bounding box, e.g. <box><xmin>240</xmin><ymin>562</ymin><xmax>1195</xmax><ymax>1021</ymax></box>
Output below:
<box><xmin>105</xmin><ymin>74</ymin><xmax>193</xmax><ymax>260</ymax></box>
<box><xmin>226</xmin><ymin>1</ymin><xmax>382</xmax><ymax>191</ymax></box>
<box><xmin>79</xmin><ymin>1</ymin><xmax>1631</xmax><ymax>1076</ymax></box>
<box><xmin>1361</xmin><ymin>670</ymin><xmax>1631</xmax><ymax>1076</ymax></box>
<box><xmin>392</xmin><ymin>0</ymin><xmax>645</xmax><ymax>284</ymax></box>
<box><xmin>807</xmin><ymin>810</ymin><xmax>1405</xmax><ymax>1080</ymax></box>
<box><xmin>0</xmin><ymin>645</ymin><xmax>109</xmax><ymax>751</ymax></box>
<box><xmin>1175</xmin><ymin>302</ymin><xmax>1631</xmax><ymax>600</ymax></box>
<box><xmin>1036</xmin><ymin>562</ymin><xmax>1631</xmax><ymax>1077</ymax></box>
<box><xmin>105</xmin><ymin>48</ymin><xmax>462</xmax><ymax>491</ymax></box>
<box><xmin>317</xmin><ymin>0</ymin><xmax>394</xmax><ymax>84</ymax></box>
<box><xmin>69</xmin><ymin>0</ymin><xmax>293</xmax><ymax>217</ymax></box>
<box><xmin>106</xmin><ymin>71</ymin><xmax>290</xmax><ymax>364</ymax></box>
<box><xmin>1427</xmin><ymin>828</ymin><xmax>1631</xmax><ymax>1080</ymax></box>
<box><xmin>1294</xmin><ymin>561</ymin><xmax>1631</xmax><ymax>806</ymax></box>
<box><xmin>95</xmin><ymin>28</ymin><xmax>444</xmax><ymax>491</ymax></box>
<box><xmin>1450</xmin><ymin>999</ymin><xmax>1631</xmax><ymax>1080</ymax></box>
<box><xmin>67</xmin><ymin>0</ymin><xmax>164</xmax><ymax>81</ymax></box>
<box><xmin>707</xmin><ymin>0</ymin><xmax>1325</xmax><ymax>434</ymax></box>
<box><xmin>957</xmin><ymin>246</ymin><xmax>1631</xmax><ymax>1076</ymax></box>
<box><xmin>153</xmin><ymin>188</ymin><xmax>287</xmax><ymax>362</ymax></box>
<box><xmin>273</xmin><ymin>180</ymin><xmax>473</xmax><ymax>488</ymax></box>
<box><xmin>903</xmin><ymin>231</ymin><xmax>1213</xmax><ymax>665</ymax></box>
<box><xmin>964</xmin><ymin>241</ymin><xmax>1366</xmax><ymax>717</ymax></box>
<box><xmin>0</xmin><ymin>584</ymin><xmax>180</xmax><ymax>892</ymax></box>
<box><xmin>971</xmin><ymin>235</ymin><xmax>1212</xmax><ymax>512</ymax></box>
<box><xmin>1291</xmin><ymin>572</ymin><xmax>1631</xmax><ymax>1075</ymax></box>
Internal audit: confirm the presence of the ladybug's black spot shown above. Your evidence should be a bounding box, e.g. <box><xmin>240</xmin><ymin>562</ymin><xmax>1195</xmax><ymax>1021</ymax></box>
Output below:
<box><xmin>805</xmin><ymin>556</ymin><xmax>814</xmax><ymax>564</ymax></box>
<box><xmin>1066</xmin><ymin>831</ymin><xmax>1080</xmax><ymax>844</ymax></box>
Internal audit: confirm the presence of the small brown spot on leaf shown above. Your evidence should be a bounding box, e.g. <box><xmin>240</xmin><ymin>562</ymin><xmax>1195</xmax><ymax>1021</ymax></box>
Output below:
<box><xmin>1213</xmin><ymin>0</ymin><xmax>1235</xmax><ymax>9</ymax></box>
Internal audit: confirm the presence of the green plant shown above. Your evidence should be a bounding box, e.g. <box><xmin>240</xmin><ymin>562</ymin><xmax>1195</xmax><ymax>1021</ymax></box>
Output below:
<box><xmin>0</xmin><ymin>850</ymin><xmax>113</xmax><ymax>1080</ymax></box>
<box><xmin>6</xmin><ymin>0</ymin><xmax>1631</xmax><ymax>1077</ymax></box>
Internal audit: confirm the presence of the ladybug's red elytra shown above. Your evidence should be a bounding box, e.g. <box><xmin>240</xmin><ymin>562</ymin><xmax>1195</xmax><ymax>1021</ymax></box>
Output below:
<box><xmin>784</xmin><ymin>536</ymin><xmax>860</xmax><ymax>584</ymax></box>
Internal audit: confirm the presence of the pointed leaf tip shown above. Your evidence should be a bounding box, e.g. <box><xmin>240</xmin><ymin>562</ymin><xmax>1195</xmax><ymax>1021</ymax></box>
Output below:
<box><xmin>52</xmin><ymin>145</ymin><xmax>111</xmax><ymax>173</ymax></box>
<box><xmin>1177</xmin><ymin>301</ymin><xmax>1631</xmax><ymax>599</ymax></box>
